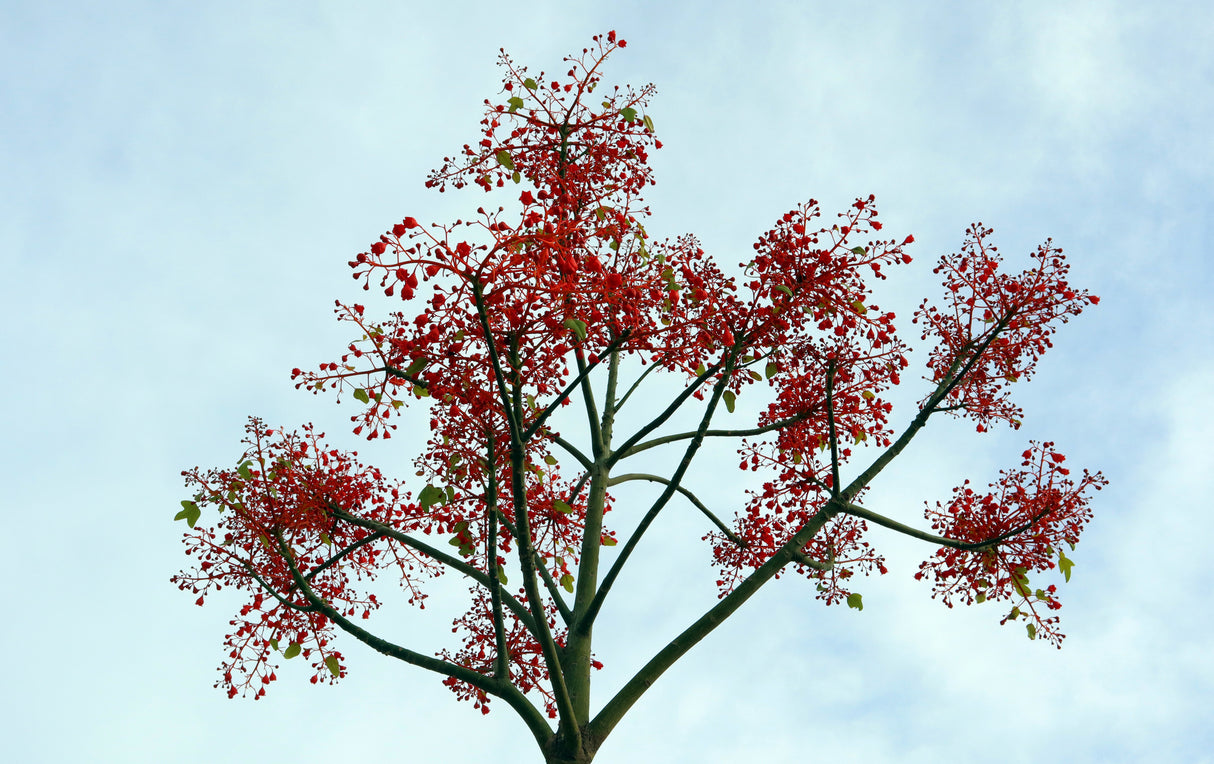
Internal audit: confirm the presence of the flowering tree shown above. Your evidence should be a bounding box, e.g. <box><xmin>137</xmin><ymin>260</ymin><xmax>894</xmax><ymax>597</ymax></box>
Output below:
<box><xmin>172</xmin><ymin>32</ymin><xmax>1105</xmax><ymax>764</ymax></box>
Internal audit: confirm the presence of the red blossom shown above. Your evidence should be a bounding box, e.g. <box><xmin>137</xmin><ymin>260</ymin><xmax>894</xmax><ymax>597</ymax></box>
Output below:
<box><xmin>914</xmin><ymin>441</ymin><xmax>1107</xmax><ymax>647</ymax></box>
<box><xmin>172</xmin><ymin>419</ymin><xmax>440</xmax><ymax>697</ymax></box>
<box><xmin>177</xmin><ymin>31</ymin><xmax>1104</xmax><ymax>728</ymax></box>
<box><xmin>913</xmin><ymin>224</ymin><xmax>1099</xmax><ymax>430</ymax></box>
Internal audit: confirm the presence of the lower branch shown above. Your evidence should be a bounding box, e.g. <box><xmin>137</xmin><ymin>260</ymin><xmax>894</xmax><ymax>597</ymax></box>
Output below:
<box><xmin>587</xmin><ymin>503</ymin><xmax>838</xmax><ymax>747</ymax></box>
<box><xmin>271</xmin><ymin>532</ymin><xmax>554</xmax><ymax>748</ymax></box>
<box><xmin>330</xmin><ymin>507</ymin><xmax>541</xmax><ymax>635</ymax></box>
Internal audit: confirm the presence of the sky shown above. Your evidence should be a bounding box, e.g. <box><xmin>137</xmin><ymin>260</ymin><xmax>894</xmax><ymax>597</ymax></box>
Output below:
<box><xmin>2</xmin><ymin>1</ymin><xmax>1212</xmax><ymax>762</ymax></box>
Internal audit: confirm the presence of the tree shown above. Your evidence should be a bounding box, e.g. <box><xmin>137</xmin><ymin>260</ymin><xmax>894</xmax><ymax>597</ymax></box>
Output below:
<box><xmin>172</xmin><ymin>31</ymin><xmax>1105</xmax><ymax>764</ymax></box>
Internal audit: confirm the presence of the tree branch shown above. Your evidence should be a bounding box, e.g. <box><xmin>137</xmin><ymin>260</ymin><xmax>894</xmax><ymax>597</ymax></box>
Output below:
<box><xmin>241</xmin><ymin>562</ymin><xmax>317</xmax><ymax>613</ymax></box>
<box><xmin>588</xmin><ymin>498</ymin><xmax>839</xmax><ymax>747</ymax></box>
<box><xmin>580</xmin><ymin>349</ymin><xmax>738</xmax><ymax>632</ymax></box>
<box><xmin>270</xmin><ymin>531</ymin><xmax>553</xmax><ymax>748</ymax></box>
<box><xmin>613</xmin><ymin>405</ymin><xmax>822</xmax><ymax>462</ymax></box>
<box><xmin>329</xmin><ymin>507</ymin><xmax>540</xmax><ymax>635</ymax></box>
<box><xmin>614</xmin><ymin>355</ymin><xmax>662</xmax><ymax>411</ymax></box>
<box><xmin>572</xmin><ymin>346</ymin><xmax>604</xmax><ymax>458</ymax></box>
<box><xmin>506</xmin><ymin>413</ymin><xmax>581</xmax><ymax>732</ymax></box>
<box><xmin>840</xmin><ymin>501</ymin><xmax>1051</xmax><ymax>552</ymax></box>
<box><xmin>382</xmin><ymin>365</ymin><xmax>429</xmax><ymax>389</ymax></box>
<box><xmin>606</xmin><ymin>473</ymin><xmax>831</xmax><ymax>572</ymax></box>
<box><xmin>825</xmin><ymin>360</ymin><xmax>841</xmax><ymax>498</ymax></box>
<box><xmin>605</xmin><ymin>359</ymin><xmax>724</xmax><ymax>470</ymax></box>
<box><xmin>552</xmin><ymin>434</ymin><xmax>594</xmax><ymax>472</ymax></box>
<box><xmin>840</xmin><ymin>312</ymin><xmax>1014</xmax><ymax>502</ymax></box>
<box><xmin>491</xmin><ymin>506</ymin><xmax>574</xmax><ymax>626</ymax></box>
<box><xmin>524</xmin><ymin>330</ymin><xmax>632</xmax><ymax>443</ymax></box>
<box><xmin>485</xmin><ymin>434</ymin><xmax>510</xmax><ymax>680</ymax></box>
<box><xmin>302</xmin><ymin>530</ymin><xmax>385</xmax><ymax>586</ymax></box>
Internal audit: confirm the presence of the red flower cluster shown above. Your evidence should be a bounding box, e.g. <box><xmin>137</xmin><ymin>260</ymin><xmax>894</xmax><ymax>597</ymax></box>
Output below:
<box><xmin>178</xmin><ymin>32</ymin><xmax>1104</xmax><ymax>719</ymax></box>
<box><xmin>913</xmin><ymin>224</ymin><xmax>1100</xmax><ymax>431</ymax></box>
<box><xmin>915</xmin><ymin>441</ymin><xmax>1106</xmax><ymax>646</ymax></box>
<box><xmin>172</xmin><ymin>419</ymin><xmax>439</xmax><ymax>697</ymax></box>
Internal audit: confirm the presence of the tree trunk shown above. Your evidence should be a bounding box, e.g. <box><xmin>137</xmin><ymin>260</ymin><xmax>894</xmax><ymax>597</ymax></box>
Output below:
<box><xmin>542</xmin><ymin>729</ymin><xmax>598</xmax><ymax>764</ymax></box>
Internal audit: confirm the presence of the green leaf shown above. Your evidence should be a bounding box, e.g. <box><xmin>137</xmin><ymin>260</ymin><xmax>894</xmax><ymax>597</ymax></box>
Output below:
<box><xmin>324</xmin><ymin>655</ymin><xmax>341</xmax><ymax>677</ymax></box>
<box><xmin>237</xmin><ymin>461</ymin><xmax>253</xmax><ymax>480</ymax></box>
<box><xmin>553</xmin><ymin>499</ymin><xmax>573</xmax><ymax>515</ymax></box>
<box><xmin>846</xmin><ymin>592</ymin><xmax>864</xmax><ymax>611</ymax></box>
<box><xmin>643</xmin><ymin>114</ymin><xmax>655</xmax><ymax>133</ymax></box>
<box><xmin>418</xmin><ymin>484</ymin><xmax>445</xmax><ymax>512</ymax></box>
<box><xmin>352</xmin><ymin>388</ymin><xmax>370</xmax><ymax>404</ymax></box>
<box><xmin>851</xmin><ymin>246</ymin><xmax>867</xmax><ymax>255</ymax></box>
<box><xmin>507</xmin><ymin>96</ymin><xmax>524</xmax><ymax>112</ymax></box>
<box><xmin>405</xmin><ymin>356</ymin><xmax>427</xmax><ymax>376</ymax></box>
<box><xmin>1026</xmin><ymin>623</ymin><xmax>1037</xmax><ymax>640</ymax></box>
<box><xmin>1010</xmin><ymin>567</ymin><xmax>1032</xmax><ymax>598</ymax></box>
<box><xmin>861</xmin><ymin>390</ymin><xmax>875</xmax><ymax>401</ymax></box>
<box><xmin>497</xmin><ymin>568</ymin><xmax>508</xmax><ymax>585</ymax></box>
<box><xmin>544</xmin><ymin>454</ymin><xmax>558</xmax><ymax>466</ymax></box>
<box><xmin>563</xmin><ymin>317</ymin><xmax>587</xmax><ymax>341</ymax></box>
<box><xmin>175</xmin><ymin>500</ymin><xmax>201</xmax><ymax>528</ymax></box>
<box><xmin>269</xmin><ymin>638</ymin><xmax>279</xmax><ymax>651</ymax></box>
<box><xmin>495</xmin><ymin>150</ymin><xmax>515</xmax><ymax>171</ymax></box>
<box><xmin>523</xmin><ymin>77</ymin><xmax>538</xmax><ymax>90</ymax></box>
<box><xmin>620</xmin><ymin>106</ymin><xmax>637</xmax><ymax>122</ymax></box>
<box><xmin>775</xmin><ymin>285</ymin><xmax>793</xmax><ymax>298</ymax></box>
<box><xmin>601</xmin><ymin>535</ymin><xmax>617</xmax><ymax>547</ymax></box>
<box><xmin>851</xmin><ymin>299</ymin><xmax>867</xmax><ymax>315</ymax></box>
<box><xmin>284</xmin><ymin>642</ymin><xmax>301</xmax><ymax>659</ymax></box>
<box><xmin>722</xmin><ymin>389</ymin><xmax>736</xmax><ymax>413</ymax></box>
<box><xmin>560</xmin><ymin>573</ymin><xmax>575</xmax><ymax>593</ymax></box>
<box><xmin>765</xmin><ymin>361</ymin><xmax>779</xmax><ymax>379</ymax></box>
<box><xmin>975</xmin><ymin>592</ymin><xmax>987</xmax><ymax>604</ymax></box>
<box><xmin>1058</xmin><ymin>549</ymin><xmax>1074</xmax><ymax>583</ymax></box>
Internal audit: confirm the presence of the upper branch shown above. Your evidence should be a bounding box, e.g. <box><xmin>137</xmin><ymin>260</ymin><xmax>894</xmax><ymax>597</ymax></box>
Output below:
<box><xmin>580</xmin><ymin>349</ymin><xmax>739</xmax><ymax>631</ymax></box>
<box><xmin>613</xmin><ymin>405</ymin><xmax>823</xmax><ymax>462</ymax></box>
<box><xmin>608</xmin><ymin>473</ymin><xmax>830</xmax><ymax>572</ymax></box>
<box><xmin>605</xmin><ymin>360</ymin><xmax>724</xmax><ymax>470</ymax></box>
<box><xmin>825</xmin><ymin>360</ymin><xmax>841</xmax><ymax>497</ymax></box>
<box><xmin>841</xmin><ymin>312</ymin><xmax>1013</xmax><ymax>501</ymax></box>
<box><xmin>524</xmin><ymin>330</ymin><xmax>632</xmax><ymax>443</ymax></box>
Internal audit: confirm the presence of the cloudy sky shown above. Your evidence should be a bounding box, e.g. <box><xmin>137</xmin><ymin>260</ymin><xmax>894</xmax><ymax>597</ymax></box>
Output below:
<box><xmin>3</xmin><ymin>1</ymin><xmax>1211</xmax><ymax>762</ymax></box>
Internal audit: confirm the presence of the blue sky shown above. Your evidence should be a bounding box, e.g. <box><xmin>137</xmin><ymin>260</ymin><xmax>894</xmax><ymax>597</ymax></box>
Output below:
<box><xmin>2</xmin><ymin>1</ymin><xmax>1212</xmax><ymax>761</ymax></box>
